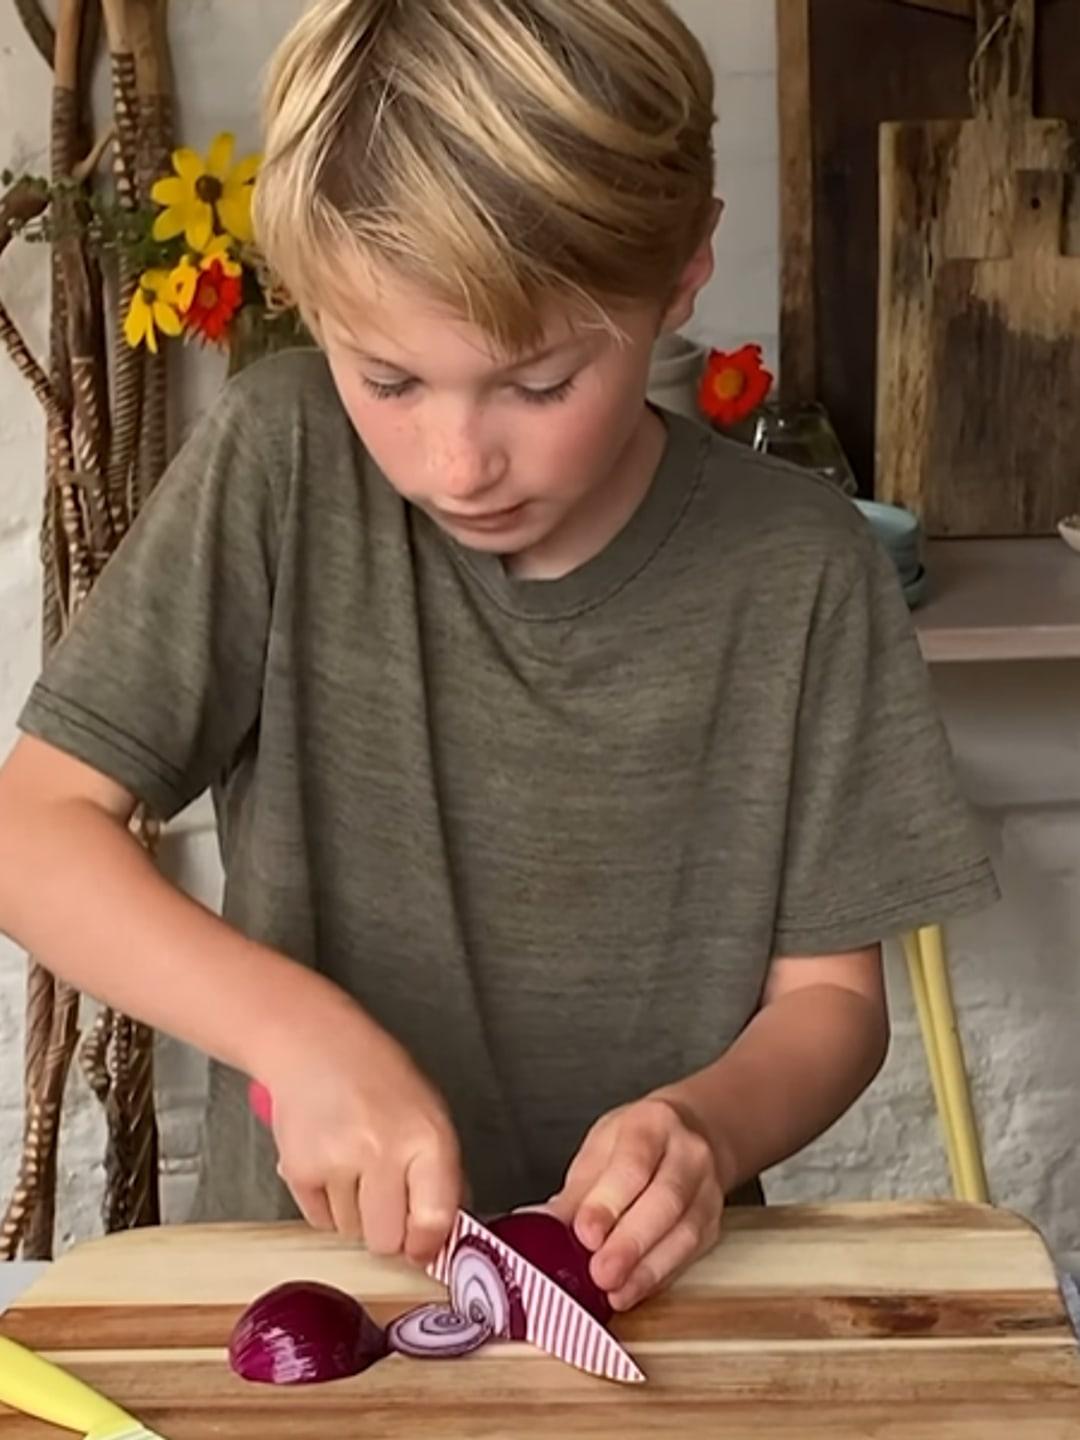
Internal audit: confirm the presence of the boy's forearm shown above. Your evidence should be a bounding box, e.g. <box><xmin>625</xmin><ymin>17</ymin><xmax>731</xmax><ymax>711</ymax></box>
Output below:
<box><xmin>655</xmin><ymin>984</ymin><xmax>890</xmax><ymax>1195</ymax></box>
<box><xmin>0</xmin><ymin>796</ymin><xmax>373</xmax><ymax>1082</ymax></box>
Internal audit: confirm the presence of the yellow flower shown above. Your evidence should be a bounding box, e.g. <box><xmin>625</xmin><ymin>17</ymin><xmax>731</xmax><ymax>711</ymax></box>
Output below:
<box><xmin>150</xmin><ymin>132</ymin><xmax>260</xmax><ymax>253</ymax></box>
<box><xmin>166</xmin><ymin>238</ymin><xmax>242</xmax><ymax>314</ymax></box>
<box><xmin>204</xmin><ymin>235</ymin><xmax>243</xmax><ymax>274</ymax></box>
<box><xmin>166</xmin><ymin>256</ymin><xmax>200</xmax><ymax>314</ymax></box>
<box><xmin>123</xmin><ymin>270</ymin><xmax>183</xmax><ymax>353</ymax></box>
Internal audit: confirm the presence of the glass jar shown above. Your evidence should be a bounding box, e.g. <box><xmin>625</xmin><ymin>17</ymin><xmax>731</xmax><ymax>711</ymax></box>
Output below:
<box><xmin>749</xmin><ymin>401</ymin><xmax>858</xmax><ymax>496</ymax></box>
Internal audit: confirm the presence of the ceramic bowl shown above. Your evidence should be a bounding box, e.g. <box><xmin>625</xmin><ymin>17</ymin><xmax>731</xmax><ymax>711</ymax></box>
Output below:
<box><xmin>1057</xmin><ymin>514</ymin><xmax>1080</xmax><ymax>553</ymax></box>
<box><xmin>853</xmin><ymin>498</ymin><xmax>920</xmax><ymax>544</ymax></box>
<box><xmin>902</xmin><ymin>565</ymin><xmax>928</xmax><ymax>610</ymax></box>
<box><xmin>852</xmin><ymin>499</ymin><xmax>922</xmax><ymax>580</ymax></box>
<box><xmin>647</xmin><ymin>333</ymin><xmax>706</xmax><ymax>422</ymax></box>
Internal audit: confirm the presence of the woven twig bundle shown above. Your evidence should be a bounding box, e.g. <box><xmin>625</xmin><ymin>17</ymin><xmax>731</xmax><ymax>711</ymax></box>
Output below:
<box><xmin>0</xmin><ymin>0</ymin><xmax>172</xmax><ymax>1261</ymax></box>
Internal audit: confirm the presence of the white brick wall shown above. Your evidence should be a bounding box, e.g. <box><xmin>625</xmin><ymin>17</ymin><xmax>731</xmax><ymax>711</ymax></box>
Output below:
<box><xmin>0</xmin><ymin>1</ymin><xmax>1076</xmax><ymax>1269</ymax></box>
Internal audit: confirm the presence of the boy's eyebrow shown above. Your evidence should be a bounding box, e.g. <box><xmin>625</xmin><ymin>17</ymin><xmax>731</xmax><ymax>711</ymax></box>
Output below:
<box><xmin>349</xmin><ymin>350</ymin><xmax>412</xmax><ymax>371</ymax></box>
<box><xmin>501</xmin><ymin>338</ymin><xmax>585</xmax><ymax>372</ymax></box>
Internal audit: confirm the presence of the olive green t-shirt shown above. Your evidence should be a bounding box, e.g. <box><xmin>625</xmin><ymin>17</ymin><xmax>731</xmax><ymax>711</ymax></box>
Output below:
<box><xmin>17</xmin><ymin>349</ymin><xmax>998</xmax><ymax>1218</ymax></box>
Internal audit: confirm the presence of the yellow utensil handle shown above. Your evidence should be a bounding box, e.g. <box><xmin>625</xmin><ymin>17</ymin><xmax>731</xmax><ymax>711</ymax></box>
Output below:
<box><xmin>0</xmin><ymin>1333</ymin><xmax>137</xmax><ymax>1434</ymax></box>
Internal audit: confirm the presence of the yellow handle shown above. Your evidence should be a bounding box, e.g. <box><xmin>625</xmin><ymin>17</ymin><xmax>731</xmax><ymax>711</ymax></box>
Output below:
<box><xmin>0</xmin><ymin>1333</ymin><xmax>138</xmax><ymax>1435</ymax></box>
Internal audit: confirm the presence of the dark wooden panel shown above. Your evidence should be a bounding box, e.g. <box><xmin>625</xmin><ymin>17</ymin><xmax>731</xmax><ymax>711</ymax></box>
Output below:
<box><xmin>778</xmin><ymin>0</ymin><xmax>1080</xmax><ymax>496</ymax></box>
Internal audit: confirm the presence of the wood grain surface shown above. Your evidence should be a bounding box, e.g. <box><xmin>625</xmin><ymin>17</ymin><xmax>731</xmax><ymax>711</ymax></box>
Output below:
<box><xmin>899</xmin><ymin>0</ymin><xmax>976</xmax><ymax>16</ymax></box>
<box><xmin>776</xmin><ymin>0</ymin><xmax>818</xmax><ymax>403</ymax></box>
<box><xmin>776</xmin><ymin>0</ymin><xmax>1080</xmax><ymax>500</ymax></box>
<box><xmin>875</xmin><ymin>0</ymin><xmax>1080</xmax><ymax>536</ymax></box>
<box><xmin>0</xmin><ymin>1202</ymin><xmax>1077</xmax><ymax>1437</ymax></box>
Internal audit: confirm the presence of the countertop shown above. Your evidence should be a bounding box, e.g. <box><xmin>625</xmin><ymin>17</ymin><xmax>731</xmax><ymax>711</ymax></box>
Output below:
<box><xmin>916</xmin><ymin>537</ymin><xmax>1080</xmax><ymax>663</ymax></box>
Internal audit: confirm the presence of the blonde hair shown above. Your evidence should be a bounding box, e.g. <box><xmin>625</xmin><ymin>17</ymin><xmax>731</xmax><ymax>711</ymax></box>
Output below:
<box><xmin>254</xmin><ymin>0</ymin><xmax>716</xmax><ymax>351</ymax></box>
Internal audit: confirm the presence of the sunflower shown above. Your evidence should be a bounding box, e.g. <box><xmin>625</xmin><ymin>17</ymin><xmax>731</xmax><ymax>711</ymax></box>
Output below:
<box><xmin>123</xmin><ymin>270</ymin><xmax>183</xmax><ymax>353</ymax></box>
<box><xmin>150</xmin><ymin>132</ymin><xmax>260</xmax><ymax>254</ymax></box>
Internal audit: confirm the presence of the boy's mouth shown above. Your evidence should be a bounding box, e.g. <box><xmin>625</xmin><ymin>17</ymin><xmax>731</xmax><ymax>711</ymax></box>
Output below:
<box><xmin>436</xmin><ymin>503</ymin><xmax>527</xmax><ymax>533</ymax></box>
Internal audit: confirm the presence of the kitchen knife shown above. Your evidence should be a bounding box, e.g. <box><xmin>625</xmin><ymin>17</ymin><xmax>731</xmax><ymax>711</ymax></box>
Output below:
<box><xmin>247</xmin><ymin>1079</ymin><xmax>646</xmax><ymax>1384</ymax></box>
<box><xmin>0</xmin><ymin>1334</ymin><xmax>169</xmax><ymax>1440</ymax></box>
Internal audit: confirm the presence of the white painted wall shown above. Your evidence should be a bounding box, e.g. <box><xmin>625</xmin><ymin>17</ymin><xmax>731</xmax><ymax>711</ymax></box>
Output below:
<box><xmin>0</xmin><ymin>1</ymin><xmax>1076</xmax><ymax>1269</ymax></box>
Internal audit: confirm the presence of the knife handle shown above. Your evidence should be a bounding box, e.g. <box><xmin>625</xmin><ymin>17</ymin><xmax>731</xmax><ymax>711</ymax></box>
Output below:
<box><xmin>0</xmin><ymin>1334</ymin><xmax>139</xmax><ymax>1435</ymax></box>
<box><xmin>248</xmin><ymin>1079</ymin><xmax>273</xmax><ymax>1127</ymax></box>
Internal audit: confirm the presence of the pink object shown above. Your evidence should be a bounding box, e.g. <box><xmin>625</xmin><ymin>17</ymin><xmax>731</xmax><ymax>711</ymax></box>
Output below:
<box><xmin>249</xmin><ymin>1079</ymin><xmax>273</xmax><ymax>1127</ymax></box>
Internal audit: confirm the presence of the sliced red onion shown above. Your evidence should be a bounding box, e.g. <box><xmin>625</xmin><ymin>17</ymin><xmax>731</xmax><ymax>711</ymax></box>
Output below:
<box><xmin>488</xmin><ymin>1210</ymin><xmax>613</xmax><ymax>1326</ymax></box>
<box><xmin>450</xmin><ymin>1236</ymin><xmax>527</xmax><ymax>1341</ymax></box>
<box><xmin>386</xmin><ymin>1302</ymin><xmax>492</xmax><ymax>1358</ymax></box>
<box><xmin>228</xmin><ymin>1280</ymin><xmax>387</xmax><ymax>1385</ymax></box>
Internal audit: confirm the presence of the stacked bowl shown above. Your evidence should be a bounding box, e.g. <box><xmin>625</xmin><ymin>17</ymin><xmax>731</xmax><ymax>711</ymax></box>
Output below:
<box><xmin>852</xmin><ymin>500</ymin><xmax>926</xmax><ymax>608</ymax></box>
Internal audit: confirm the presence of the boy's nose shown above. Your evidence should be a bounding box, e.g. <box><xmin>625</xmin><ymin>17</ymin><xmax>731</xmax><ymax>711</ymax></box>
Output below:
<box><xmin>440</xmin><ymin>443</ymin><xmax>507</xmax><ymax>501</ymax></box>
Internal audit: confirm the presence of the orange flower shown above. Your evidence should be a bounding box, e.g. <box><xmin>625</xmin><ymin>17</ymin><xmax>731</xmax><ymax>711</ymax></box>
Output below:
<box><xmin>181</xmin><ymin>257</ymin><xmax>243</xmax><ymax>345</ymax></box>
<box><xmin>698</xmin><ymin>344</ymin><xmax>773</xmax><ymax>426</ymax></box>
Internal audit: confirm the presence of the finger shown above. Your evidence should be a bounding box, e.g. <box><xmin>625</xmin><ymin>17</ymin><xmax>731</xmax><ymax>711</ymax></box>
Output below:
<box><xmin>403</xmin><ymin>1147</ymin><xmax>462</xmax><ymax>1264</ymax></box>
<box><xmin>589</xmin><ymin>1146</ymin><xmax>698</xmax><ymax>1293</ymax></box>
<box><xmin>547</xmin><ymin>1114</ymin><xmax>621</xmax><ymax>1225</ymax></box>
<box><xmin>542</xmin><ymin>1189</ymin><xmax>578</xmax><ymax>1227</ymax></box>
<box><xmin>572</xmin><ymin>1123</ymin><xmax>664</xmax><ymax>1253</ymax></box>
<box><xmin>608</xmin><ymin>1181</ymin><xmax>722</xmax><ymax>1312</ymax></box>
<box><xmin>286</xmin><ymin>1175</ymin><xmax>335</xmax><ymax>1232</ymax></box>
<box><xmin>547</xmin><ymin>1152</ymin><xmax>607</xmax><ymax>1228</ymax></box>
<box><xmin>325</xmin><ymin>1172</ymin><xmax>365</xmax><ymax>1239</ymax></box>
<box><xmin>358</xmin><ymin>1165</ymin><xmax>408</xmax><ymax>1256</ymax></box>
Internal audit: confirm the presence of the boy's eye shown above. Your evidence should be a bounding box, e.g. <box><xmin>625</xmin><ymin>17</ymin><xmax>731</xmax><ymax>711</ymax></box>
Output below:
<box><xmin>514</xmin><ymin>376</ymin><xmax>577</xmax><ymax>406</ymax></box>
<box><xmin>362</xmin><ymin>376</ymin><xmax>417</xmax><ymax>400</ymax></box>
<box><xmin>361</xmin><ymin>375</ymin><xmax>578</xmax><ymax>405</ymax></box>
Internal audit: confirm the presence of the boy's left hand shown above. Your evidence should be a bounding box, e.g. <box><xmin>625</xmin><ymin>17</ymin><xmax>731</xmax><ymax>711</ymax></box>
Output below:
<box><xmin>545</xmin><ymin>1095</ymin><xmax>726</xmax><ymax>1312</ymax></box>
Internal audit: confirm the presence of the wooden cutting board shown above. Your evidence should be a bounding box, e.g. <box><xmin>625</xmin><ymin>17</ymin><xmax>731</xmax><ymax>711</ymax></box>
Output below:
<box><xmin>1</xmin><ymin>1201</ymin><xmax>1077</xmax><ymax>1437</ymax></box>
<box><xmin>875</xmin><ymin>0</ymin><xmax>1080</xmax><ymax>536</ymax></box>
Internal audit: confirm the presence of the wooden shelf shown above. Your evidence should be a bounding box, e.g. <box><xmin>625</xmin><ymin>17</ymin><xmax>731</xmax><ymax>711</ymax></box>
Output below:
<box><xmin>914</xmin><ymin>537</ymin><xmax>1080</xmax><ymax>663</ymax></box>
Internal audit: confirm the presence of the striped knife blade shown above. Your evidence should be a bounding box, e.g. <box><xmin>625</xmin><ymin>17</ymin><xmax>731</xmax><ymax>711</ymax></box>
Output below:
<box><xmin>428</xmin><ymin>1209</ymin><xmax>646</xmax><ymax>1385</ymax></box>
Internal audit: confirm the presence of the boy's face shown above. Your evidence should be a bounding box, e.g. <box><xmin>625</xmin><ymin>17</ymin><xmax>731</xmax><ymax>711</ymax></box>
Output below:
<box><xmin>318</xmin><ymin>247</ymin><xmax>712</xmax><ymax>577</ymax></box>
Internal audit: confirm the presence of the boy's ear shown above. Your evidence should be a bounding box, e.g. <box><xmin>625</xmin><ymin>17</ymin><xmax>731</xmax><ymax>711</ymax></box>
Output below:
<box><xmin>660</xmin><ymin>196</ymin><xmax>724</xmax><ymax>334</ymax></box>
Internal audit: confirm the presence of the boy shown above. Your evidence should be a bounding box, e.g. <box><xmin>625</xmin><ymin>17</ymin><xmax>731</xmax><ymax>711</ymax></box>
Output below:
<box><xmin>0</xmin><ymin>0</ymin><xmax>997</xmax><ymax>1315</ymax></box>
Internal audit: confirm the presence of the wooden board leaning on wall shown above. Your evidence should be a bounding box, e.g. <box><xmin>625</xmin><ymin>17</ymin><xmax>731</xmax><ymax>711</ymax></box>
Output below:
<box><xmin>776</xmin><ymin>0</ymin><xmax>1080</xmax><ymax>534</ymax></box>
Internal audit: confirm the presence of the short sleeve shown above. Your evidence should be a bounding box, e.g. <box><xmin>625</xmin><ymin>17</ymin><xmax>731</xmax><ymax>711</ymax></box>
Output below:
<box><xmin>772</xmin><ymin>525</ymin><xmax>1000</xmax><ymax>955</ymax></box>
<box><xmin>16</xmin><ymin>369</ymin><xmax>280</xmax><ymax>822</ymax></box>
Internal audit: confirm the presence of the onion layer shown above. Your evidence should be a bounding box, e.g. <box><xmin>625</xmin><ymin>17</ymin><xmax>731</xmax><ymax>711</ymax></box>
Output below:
<box><xmin>450</xmin><ymin>1236</ymin><xmax>527</xmax><ymax>1341</ymax></box>
<box><xmin>228</xmin><ymin>1280</ymin><xmax>387</xmax><ymax>1385</ymax></box>
<box><xmin>387</xmin><ymin>1302</ymin><xmax>492</xmax><ymax>1358</ymax></box>
<box><xmin>487</xmin><ymin>1210</ymin><xmax>613</xmax><ymax>1326</ymax></box>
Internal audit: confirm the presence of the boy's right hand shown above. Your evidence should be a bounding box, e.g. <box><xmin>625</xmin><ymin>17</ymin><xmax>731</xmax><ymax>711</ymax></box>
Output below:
<box><xmin>251</xmin><ymin>1035</ymin><xmax>464</xmax><ymax>1267</ymax></box>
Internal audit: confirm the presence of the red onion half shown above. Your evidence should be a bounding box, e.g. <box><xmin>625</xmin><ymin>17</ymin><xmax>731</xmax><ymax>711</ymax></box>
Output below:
<box><xmin>387</xmin><ymin>1302</ymin><xmax>492</xmax><ymax>1358</ymax></box>
<box><xmin>450</xmin><ymin>1236</ymin><xmax>528</xmax><ymax>1341</ymax></box>
<box><xmin>228</xmin><ymin>1280</ymin><xmax>387</xmax><ymax>1385</ymax></box>
<box><xmin>487</xmin><ymin>1211</ymin><xmax>613</xmax><ymax>1326</ymax></box>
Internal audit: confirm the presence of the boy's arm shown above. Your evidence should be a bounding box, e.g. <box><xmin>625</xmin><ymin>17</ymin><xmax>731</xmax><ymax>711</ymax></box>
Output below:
<box><xmin>548</xmin><ymin>949</ymin><xmax>888</xmax><ymax>1310</ymax></box>
<box><xmin>551</xmin><ymin>519</ymin><xmax>996</xmax><ymax>1309</ymax></box>
<box><xmin>656</xmin><ymin>945</ymin><xmax>890</xmax><ymax>1195</ymax></box>
<box><xmin>0</xmin><ymin>735</ymin><xmax>464</xmax><ymax>1258</ymax></box>
<box><xmin>0</xmin><ymin>361</ymin><xmax>463</xmax><ymax>1256</ymax></box>
<box><xmin>0</xmin><ymin>735</ymin><xmax>381</xmax><ymax>1081</ymax></box>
